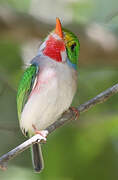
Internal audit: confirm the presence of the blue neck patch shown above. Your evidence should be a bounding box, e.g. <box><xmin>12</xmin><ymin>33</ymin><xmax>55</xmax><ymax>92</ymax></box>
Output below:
<box><xmin>67</xmin><ymin>58</ymin><xmax>77</xmax><ymax>70</ymax></box>
<box><xmin>31</xmin><ymin>55</ymin><xmax>41</xmax><ymax>66</ymax></box>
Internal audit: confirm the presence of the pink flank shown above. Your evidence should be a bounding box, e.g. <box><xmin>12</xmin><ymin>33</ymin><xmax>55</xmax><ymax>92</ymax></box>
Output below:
<box><xmin>43</xmin><ymin>35</ymin><xmax>65</xmax><ymax>62</ymax></box>
<box><xmin>29</xmin><ymin>68</ymin><xmax>56</xmax><ymax>97</ymax></box>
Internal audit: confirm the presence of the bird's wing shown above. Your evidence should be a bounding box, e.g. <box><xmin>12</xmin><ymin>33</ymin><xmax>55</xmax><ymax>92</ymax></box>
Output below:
<box><xmin>17</xmin><ymin>63</ymin><xmax>39</xmax><ymax>120</ymax></box>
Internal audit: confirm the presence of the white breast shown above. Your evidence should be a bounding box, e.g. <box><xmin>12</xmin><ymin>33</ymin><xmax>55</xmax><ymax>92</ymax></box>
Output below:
<box><xmin>20</xmin><ymin>57</ymin><xmax>77</xmax><ymax>135</ymax></box>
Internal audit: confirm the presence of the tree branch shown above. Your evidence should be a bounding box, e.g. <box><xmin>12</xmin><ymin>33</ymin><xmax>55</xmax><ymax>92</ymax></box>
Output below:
<box><xmin>0</xmin><ymin>83</ymin><xmax>118</xmax><ymax>170</ymax></box>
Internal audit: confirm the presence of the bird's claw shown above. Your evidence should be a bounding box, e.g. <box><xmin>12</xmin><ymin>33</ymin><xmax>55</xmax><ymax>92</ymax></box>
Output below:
<box><xmin>36</xmin><ymin>130</ymin><xmax>48</xmax><ymax>143</ymax></box>
<box><xmin>32</xmin><ymin>125</ymin><xmax>48</xmax><ymax>143</ymax></box>
<box><xmin>35</xmin><ymin>130</ymin><xmax>48</xmax><ymax>138</ymax></box>
<box><xmin>69</xmin><ymin>107</ymin><xmax>79</xmax><ymax>120</ymax></box>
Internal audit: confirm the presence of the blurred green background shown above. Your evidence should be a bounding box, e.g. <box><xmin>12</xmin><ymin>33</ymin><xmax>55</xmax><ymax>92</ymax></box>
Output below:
<box><xmin>0</xmin><ymin>0</ymin><xmax>118</xmax><ymax>180</ymax></box>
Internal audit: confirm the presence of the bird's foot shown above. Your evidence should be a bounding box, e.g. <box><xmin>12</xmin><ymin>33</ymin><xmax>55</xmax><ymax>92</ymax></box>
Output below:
<box><xmin>35</xmin><ymin>130</ymin><xmax>48</xmax><ymax>138</ymax></box>
<box><xmin>32</xmin><ymin>124</ymin><xmax>48</xmax><ymax>143</ymax></box>
<box><xmin>69</xmin><ymin>107</ymin><xmax>79</xmax><ymax>120</ymax></box>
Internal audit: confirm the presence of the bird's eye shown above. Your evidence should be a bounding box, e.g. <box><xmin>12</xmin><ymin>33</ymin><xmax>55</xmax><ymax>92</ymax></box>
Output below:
<box><xmin>71</xmin><ymin>43</ymin><xmax>76</xmax><ymax>51</ymax></box>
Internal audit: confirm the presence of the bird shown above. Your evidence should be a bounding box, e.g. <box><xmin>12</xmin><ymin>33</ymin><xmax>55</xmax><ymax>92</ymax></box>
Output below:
<box><xmin>17</xmin><ymin>18</ymin><xmax>80</xmax><ymax>173</ymax></box>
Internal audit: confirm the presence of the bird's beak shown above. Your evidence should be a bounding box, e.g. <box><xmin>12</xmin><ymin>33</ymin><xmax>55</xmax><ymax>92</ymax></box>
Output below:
<box><xmin>55</xmin><ymin>18</ymin><xmax>63</xmax><ymax>39</ymax></box>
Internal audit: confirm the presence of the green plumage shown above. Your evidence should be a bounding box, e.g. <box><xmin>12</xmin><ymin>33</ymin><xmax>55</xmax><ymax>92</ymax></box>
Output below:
<box><xmin>17</xmin><ymin>64</ymin><xmax>38</xmax><ymax>120</ymax></box>
<box><xmin>17</xmin><ymin>64</ymin><xmax>43</xmax><ymax>172</ymax></box>
<box><xmin>63</xmin><ymin>28</ymin><xmax>80</xmax><ymax>67</ymax></box>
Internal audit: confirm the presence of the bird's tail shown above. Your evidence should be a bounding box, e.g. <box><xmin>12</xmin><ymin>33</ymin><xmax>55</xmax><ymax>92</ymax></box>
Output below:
<box><xmin>31</xmin><ymin>143</ymin><xmax>44</xmax><ymax>173</ymax></box>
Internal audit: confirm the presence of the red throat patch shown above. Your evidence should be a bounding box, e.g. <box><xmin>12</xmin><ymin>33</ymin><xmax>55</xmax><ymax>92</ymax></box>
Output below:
<box><xmin>43</xmin><ymin>35</ymin><xmax>65</xmax><ymax>62</ymax></box>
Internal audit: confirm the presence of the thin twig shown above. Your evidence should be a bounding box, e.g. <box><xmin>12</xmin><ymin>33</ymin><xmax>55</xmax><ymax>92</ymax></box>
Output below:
<box><xmin>0</xmin><ymin>83</ymin><xmax>118</xmax><ymax>170</ymax></box>
<box><xmin>0</xmin><ymin>134</ymin><xmax>47</xmax><ymax>170</ymax></box>
<box><xmin>78</xmin><ymin>83</ymin><xmax>118</xmax><ymax>113</ymax></box>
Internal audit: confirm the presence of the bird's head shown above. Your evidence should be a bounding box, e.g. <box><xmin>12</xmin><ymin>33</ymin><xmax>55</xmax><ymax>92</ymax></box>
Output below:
<box><xmin>39</xmin><ymin>18</ymin><xmax>80</xmax><ymax>70</ymax></box>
